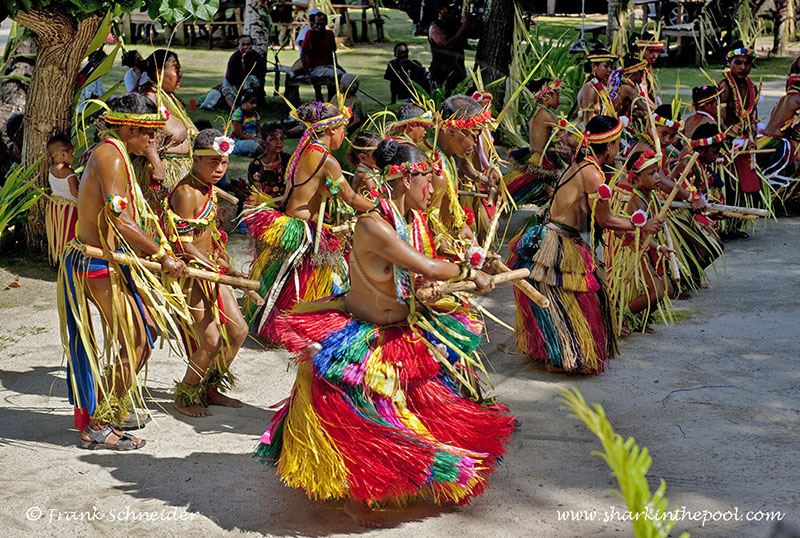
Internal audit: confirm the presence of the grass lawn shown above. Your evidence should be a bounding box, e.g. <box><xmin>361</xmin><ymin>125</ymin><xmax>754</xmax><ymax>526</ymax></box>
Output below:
<box><xmin>93</xmin><ymin>10</ymin><xmax>794</xmax><ymax>180</ymax></box>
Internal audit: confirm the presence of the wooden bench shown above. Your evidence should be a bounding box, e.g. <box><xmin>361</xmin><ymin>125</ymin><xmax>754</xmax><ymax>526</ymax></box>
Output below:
<box><xmin>184</xmin><ymin>6</ymin><xmax>245</xmax><ymax>49</ymax></box>
<box><xmin>662</xmin><ymin>22</ymin><xmax>701</xmax><ymax>64</ymax></box>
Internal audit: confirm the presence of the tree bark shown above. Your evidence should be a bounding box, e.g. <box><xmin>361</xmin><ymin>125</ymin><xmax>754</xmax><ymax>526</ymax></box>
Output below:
<box><xmin>0</xmin><ymin>36</ymin><xmax>36</xmax><ymax>144</ymax></box>
<box><xmin>244</xmin><ymin>0</ymin><xmax>270</xmax><ymax>57</ymax></box>
<box><xmin>607</xmin><ymin>0</ymin><xmax>622</xmax><ymax>47</ymax></box>
<box><xmin>474</xmin><ymin>0</ymin><xmax>514</xmax><ymax>87</ymax></box>
<box><xmin>12</xmin><ymin>10</ymin><xmax>102</xmax><ymax>253</ymax></box>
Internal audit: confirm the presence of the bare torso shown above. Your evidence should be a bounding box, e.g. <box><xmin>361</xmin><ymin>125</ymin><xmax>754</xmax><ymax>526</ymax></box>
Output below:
<box><xmin>76</xmin><ymin>143</ymin><xmax>123</xmax><ymax>249</ymax></box>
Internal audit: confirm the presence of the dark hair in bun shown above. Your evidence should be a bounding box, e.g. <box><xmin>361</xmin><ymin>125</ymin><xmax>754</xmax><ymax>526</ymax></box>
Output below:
<box><xmin>373</xmin><ymin>139</ymin><xmax>427</xmax><ymax>170</ymax></box>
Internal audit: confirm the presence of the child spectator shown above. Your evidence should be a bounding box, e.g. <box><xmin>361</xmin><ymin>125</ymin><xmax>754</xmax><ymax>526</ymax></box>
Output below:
<box><xmin>230</xmin><ymin>89</ymin><xmax>264</xmax><ymax>156</ymax></box>
<box><xmin>347</xmin><ymin>130</ymin><xmax>383</xmax><ymax>200</ymax></box>
<box><xmin>122</xmin><ymin>50</ymin><xmax>148</xmax><ymax>92</ymax></box>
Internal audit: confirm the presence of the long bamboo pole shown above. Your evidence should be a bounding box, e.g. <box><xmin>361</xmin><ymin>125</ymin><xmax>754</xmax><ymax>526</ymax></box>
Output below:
<box><xmin>489</xmin><ymin>258</ymin><xmax>550</xmax><ymax>308</ymax></box>
<box><xmin>79</xmin><ymin>245</ymin><xmax>261</xmax><ymax>291</ymax></box>
<box><xmin>415</xmin><ymin>268</ymin><xmax>530</xmax><ymax>303</ymax></box>
<box><xmin>669</xmin><ymin>200</ymin><xmax>769</xmax><ymax>217</ymax></box>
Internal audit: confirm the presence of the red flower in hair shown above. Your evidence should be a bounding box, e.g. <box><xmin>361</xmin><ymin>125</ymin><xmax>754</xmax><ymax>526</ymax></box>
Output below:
<box><xmin>219</xmin><ymin>141</ymin><xmax>230</xmax><ymax>152</ymax></box>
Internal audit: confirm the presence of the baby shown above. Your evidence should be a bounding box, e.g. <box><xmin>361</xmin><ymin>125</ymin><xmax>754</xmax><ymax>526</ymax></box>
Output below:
<box><xmin>47</xmin><ymin>134</ymin><xmax>78</xmax><ymax>202</ymax></box>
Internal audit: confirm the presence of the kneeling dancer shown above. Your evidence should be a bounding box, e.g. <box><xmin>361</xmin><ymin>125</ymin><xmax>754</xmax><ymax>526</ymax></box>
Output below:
<box><xmin>242</xmin><ymin>101</ymin><xmax>374</xmax><ymax>345</ymax></box>
<box><xmin>255</xmin><ymin>140</ymin><xmax>514</xmax><ymax>527</ymax></box>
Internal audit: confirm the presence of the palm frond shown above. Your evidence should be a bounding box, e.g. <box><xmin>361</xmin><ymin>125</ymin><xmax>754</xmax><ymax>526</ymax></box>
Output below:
<box><xmin>0</xmin><ymin>158</ymin><xmax>45</xmax><ymax>236</ymax></box>
<box><xmin>559</xmin><ymin>387</ymin><xmax>691</xmax><ymax>538</ymax></box>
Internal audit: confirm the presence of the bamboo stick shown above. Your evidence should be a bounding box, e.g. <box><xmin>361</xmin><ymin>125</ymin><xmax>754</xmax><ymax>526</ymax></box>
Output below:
<box><xmin>489</xmin><ymin>258</ymin><xmax>550</xmax><ymax>308</ymax></box>
<box><xmin>415</xmin><ymin>268</ymin><xmax>530</xmax><ymax>303</ymax></box>
<box><xmin>625</xmin><ymin>152</ymin><xmax>699</xmax><ymax>281</ymax></box>
<box><xmin>669</xmin><ymin>200</ymin><xmax>769</xmax><ymax>217</ymax></box>
<box><xmin>482</xmin><ymin>201</ymin><xmax>507</xmax><ymax>253</ymax></box>
<box><xmin>458</xmin><ymin>189</ymin><xmax>489</xmax><ymax>198</ymax></box>
<box><xmin>214</xmin><ymin>186</ymin><xmax>239</xmax><ymax>205</ymax></box>
<box><xmin>79</xmin><ymin>245</ymin><xmax>261</xmax><ymax>291</ymax></box>
<box><xmin>662</xmin><ymin>220</ymin><xmax>680</xmax><ymax>281</ymax></box>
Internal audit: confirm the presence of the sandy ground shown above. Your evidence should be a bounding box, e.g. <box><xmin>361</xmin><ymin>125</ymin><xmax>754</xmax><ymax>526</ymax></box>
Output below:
<box><xmin>0</xmin><ymin>211</ymin><xmax>798</xmax><ymax>538</ymax></box>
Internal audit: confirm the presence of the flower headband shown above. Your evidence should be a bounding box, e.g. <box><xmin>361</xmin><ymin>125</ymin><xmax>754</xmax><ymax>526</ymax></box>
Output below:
<box><xmin>103</xmin><ymin>110</ymin><xmax>167</xmax><ymax>129</ymax></box>
<box><xmin>620</xmin><ymin>60</ymin><xmax>648</xmax><ymax>74</ymax></box>
<box><xmin>441</xmin><ymin>108</ymin><xmax>492</xmax><ymax>130</ymax></box>
<box><xmin>471</xmin><ymin>90</ymin><xmax>493</xmax><ymax>104</ymax></box>
<box><xmin>584</xmin><ymin>117</ymin><xmax>624</xmax><ymax>145</ymax></box>
<box><xmin>628</xmin><ymin>150</ymin><xmax>661</xmax><ymax>182</ymax></box>
<box><xmin>789</xmin><ymin>74</ymin><xmax>800</xmax><ymax>89</ymax></box>
<box><xmin>383</xmin><ymin>160</ymin><xmax>440</xmax><ymax>178</ymax></box>
<box><xmin>653</xmin><ymin>113</ymin><xmax>684</xmax><ymax>130</ymax></box>
<box><xmin>690</xmin><ymin>132</ymin><xmax>726</xmax><ymax>148</ymax></box>
<box><xmin>635</xmin><ymin>40</ymin><xmax>665</xmax><ymax>50</ymax></box>
<box><xmin>391</xmin><ymin>111</ymin><xmax>435</xmax><ymax>131</ymax></box>
<box><xmin>694</xmin><ymin>86</ymin><xmax>722</xmax><ymax>106</ymax></box>
<box><xmin>727</xmin><ymin>47</ymin><xmax>755</xmax><ymax>60</ymax></box>
<box><xmin>534</xmin><ymin>79</ymin><xmax>562</xmax><ymax>101</ymax></box>
<box><xmin>195</xmin><ymin>135</ymin><xmax>235</xmax><ymax>157</ymax></box>
<box><xmin>587</xmin><ymin>53</ymin><xmax>619</xmax><ymax>63</ymax></box>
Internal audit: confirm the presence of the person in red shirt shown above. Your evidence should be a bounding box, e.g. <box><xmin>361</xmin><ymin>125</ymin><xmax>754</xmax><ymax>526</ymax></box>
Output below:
<box><xmin>299</xmin><ymin>13</ymin><xmax>356</xmax><ymax>101</ymax></box>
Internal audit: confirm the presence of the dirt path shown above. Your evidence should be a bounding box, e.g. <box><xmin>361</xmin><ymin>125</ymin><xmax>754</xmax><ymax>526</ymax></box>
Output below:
<box><xmin>0</xmin><ymin>216</ymin><xmax>798</xmax><ymax>537</ymax></box>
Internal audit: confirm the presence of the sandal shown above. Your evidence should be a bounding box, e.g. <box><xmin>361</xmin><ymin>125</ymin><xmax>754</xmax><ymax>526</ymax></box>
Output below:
<box><xmin>78</xmin><ymin>425</ymin><xmax>146</xmax><ymax>451</ymax></box>
<box><xmin>115</xmin><ymin>412</ymin><xmax>152</xmax><ymax>431</ymax></box>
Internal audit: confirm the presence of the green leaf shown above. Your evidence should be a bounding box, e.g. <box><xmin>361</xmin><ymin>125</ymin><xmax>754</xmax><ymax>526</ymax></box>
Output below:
<box><xmin>185</xmin><ymin>0</ymin><xmax>219</xmax><ymax>21</ymax></box>
<box><xmin>81</xmin><ymin>41</ymin><xmax>121</xmax><ymax>89</ymax></box>
<box><xmin>85</xmin><ymin>10</ymin><xmax>113</xmax><ymax>56</ymax></box>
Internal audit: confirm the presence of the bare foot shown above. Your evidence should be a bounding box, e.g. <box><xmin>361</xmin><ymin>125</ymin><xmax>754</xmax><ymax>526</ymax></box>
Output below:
<box><xmin>620</xmin><ymin>323</ymin><xmax>632</xmax><ymax>336</ymax></box>
<box><xmin>644</xmin><ymin>326</ymin><xmax>656</xmax><ymax>334</ymax></box>
<box><xmin>344</xmin><ymin>499</ymin><xmax>382</xmax><ymax>527</ymax></box>
<box><xmin>700</xmin><ymin>282</ymin><xmax>711</xmax><ymax>289</ymax></box>
<box><xmin>546</xmin><ymin>363</ymin><xmax>568</xmax><ymax>373</ymax></box>
<box><xmin>174</xmin><ymin>401</ymin><xmax>212</xmax><ymax>417</ymax></box>
<box><xmin>207</xmin><ymin>386</ymin><xmax>242</xmax><ymax>408</ymax></box>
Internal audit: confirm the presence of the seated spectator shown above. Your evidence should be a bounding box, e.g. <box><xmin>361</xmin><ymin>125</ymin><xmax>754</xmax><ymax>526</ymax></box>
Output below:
<box><xmin>384</xmin><ymin>42</ymin><xmax>430</xmax><ymax>103</ymax></box>
<box><xmin>288</xmin><ymin>12</ymin><xmax>356</xmax><ymax>105</ymax></box>
<box><xmin>347</xmin><ymin>130</ymin><xmax>382</xmax><ymax>198</ymax></box>
<box><xmin>295</xmin><ymin>8</ymin><xmax>322</xmax><ymax>49</ymax></box>
<box><xmin>122</xmin><ymin>50</ymin><xmax>148</xmax><ymax>92</ymax></box>
<box><xmin>223</xmin><ymin>35</ymin><xmax>266</xmax><ymax>109</ymax></box>
<box><xmin>247</xmin><ymin>124</ymin><xmax>290</xmax><ymax>196</ymax></box>
<box><xmin>230</xmin><ymin>89</ymin><xmax>264</xmax><ymax>156</ymax></box>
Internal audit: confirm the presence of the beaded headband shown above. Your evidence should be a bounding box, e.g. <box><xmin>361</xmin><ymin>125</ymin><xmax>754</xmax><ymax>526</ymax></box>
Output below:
<box><xmin>727</xmin><ymin>47</ymin><xmax>755</xmax><ymax>60</ymax></box>
<box><xmin>620</xmin><ymin>60</ymin><xmax>648</xmax><ymax>74</ymax></box>
<box><xmin>441</xmin><ymin>108</ymin><xmax>492</xmax><ymax>130</ymax></box>
<box><xmin>635</xmin><ymin>40</ymin><xmax>665</xmax><ymax>50</ymax></box>
<box><xmin>195</xmin><ymin>135</ymin><xmax>235</xmax><ymax>156</ymax></box>
<box><xmin>584</xmin><ymin>117</ymin><xmax>624</xmax><ymax>144</ymax></box>
<box><xmin>690</xmin><ymin>132</ymin><xmax>726</xmax><ymax>148</ymax></box>
<box><xmin>534</xmin><ymin>79</ymin><xmax>562</xmax><ymax>101</ymax></box>
<box><xmin>391</xmin><ymin>111</ymin><xmax>435</xmax><ymax>131</ymax></box>
<box><xmin>789</xmin><ymin>74</ymin><xmax>800</xmax><ymax>90</ymax></box>
<box><xmin>350</xmin><ymin>144</ymin><xmax>378</xmax><ymax>151</ymax></box>
<box><xmin>694</xmin><ymin>86</ymin><xmax>722</xmax><ymax>105</ymax></box>
<box><xmin>383</xmin><ymin>160</ymin><xmax>440</xmax><ymax>179</ymax></box>
<box><xmin>587</xmin><ymin>53</ymin><xmax>619</xmax><ymax>63</ymax></box>
<box><xmin>653</xmin><ymin>113</ymin><xmax>684</xmax><ymax>130</ymax></box>
<box><xmin>284</xmin><ymin>103</ymin><xmax>352</xmax><ymax>186</ymax></box>
<box><xmin>103</xmin><ymin>110</ymin><xmax>167</xmax><ymax>128</ymax></box>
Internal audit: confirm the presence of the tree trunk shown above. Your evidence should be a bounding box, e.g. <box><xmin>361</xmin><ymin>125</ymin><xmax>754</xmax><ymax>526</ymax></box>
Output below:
<box><xmin>0</xmin><ymin>37</ymin><xmax>36</xmax><ymax>144</ymax></box>
<box><xmin>607</xmin><ymin>0</ymin><xmax>623</xmax><ymax>47</ymax></box>
<box><xmin>773</xmin><ymin>1</ymin><xmax>789</xmax><ymax>55</ymax></box>
<box><xmin>475</xmin><ymin>0</ymin><xmax>514</xmax><ymax>90</ymax></box>
<box><xmin>244</xmin><ymin>0</ymin><xmax>270</xmax><ymax>57</ymax></box>
<box><xmin>12</xmin><ymin>10</ymin><xmax>102</xmax><ymax>253</ymax></box>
